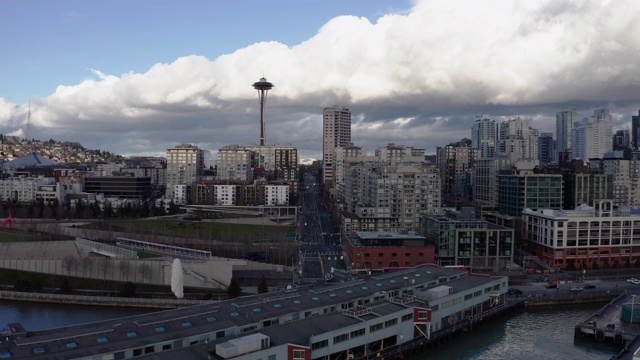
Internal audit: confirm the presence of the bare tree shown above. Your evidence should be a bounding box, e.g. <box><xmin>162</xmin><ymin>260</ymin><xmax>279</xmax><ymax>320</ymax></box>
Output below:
<box><xmin>62</xmin><ymin>255</ymin><xmax>77</xmax><ymax>277</ymax></box>
<box><xmin>97</xmin><ymin>258</ymin><xmax>113</xmax><ymax>281</ymax></box>
<box><xmin>80</xmin><ymin>257</ymin><xmax>92</xmax><ymax>277</ymax></box>
<box><xmin>137</xmin><ymin>263</ymin><xmax>152</xmax><ymax>284</ymax></box>
<box><xmin>119</xmin><ymin>261</ymin><xmax>131</xmax><ymax>282</ymax></box>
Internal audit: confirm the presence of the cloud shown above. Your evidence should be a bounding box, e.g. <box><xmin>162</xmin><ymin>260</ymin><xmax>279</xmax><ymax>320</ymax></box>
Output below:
<box><xmin>1</xmin><ymin>0</ymin><xmax>639</xmax><ymax>160</ymax></box>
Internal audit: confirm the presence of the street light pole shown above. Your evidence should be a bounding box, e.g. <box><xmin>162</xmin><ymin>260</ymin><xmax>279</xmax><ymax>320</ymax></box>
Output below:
<box><xmin>632</xmin><ymin>295</ymin><xmax>637</xmax><ymax>324</ymax></box>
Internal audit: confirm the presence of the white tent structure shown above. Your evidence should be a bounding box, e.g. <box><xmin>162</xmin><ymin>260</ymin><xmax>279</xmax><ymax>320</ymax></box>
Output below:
<box><xmin>171</xmin><ymin>258</ymin><xmax>184</xmax><ymax>299</ymax></box>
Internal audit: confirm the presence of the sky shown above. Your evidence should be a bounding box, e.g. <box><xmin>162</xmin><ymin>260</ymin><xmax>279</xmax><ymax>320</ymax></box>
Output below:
<box><xmin>1</xmin><ymin>0</ymin><xmax>639</xmax><ymax>163</ymax></box>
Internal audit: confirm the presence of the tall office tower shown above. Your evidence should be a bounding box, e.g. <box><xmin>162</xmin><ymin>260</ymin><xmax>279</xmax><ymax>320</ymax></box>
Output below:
<box><xmin>471</xmin><ymin>115</ymin><xmax>497</xmax><ymax>159</ymax></box>
<box><xmin>322</xmin><ymin>105</ymin><xmax>352</xmax><ymax>187</ymax></box>
<box><xmin>498</xmin><ymin>117</ymin><xmax>539</xmax><ymax>160</ymax></box>
<box><xmin>572</xmin><ymin>108</ymin><xmax>613</xmax><ymax>160</ymax></box>
<box><xmin>538</xmin><ymin>133</ymin><xmax>555</xmax><ymax>164</ymax></box>
<box><xmin>252</xmin><ymin>77</ymin><xmax>274</xmax><ymax>146</ymax></box>
<box><xmin>471</xmin><ymin>115</ymin><xmax>498</xmax><ymax>207</ymax></box>
<box><xmin>556</xmin><ymin>107</ymin><xmax>579</xmax><ymax>163</ymax></box>
<box><xmin>632</xmin><ymin>110</ymin><xmax>640</xmax><ymax>150</ymax></box>
<box><xmin>613</xmin><ymin>129</ymin><xmax>630</xmax><ymax>150</ymax></box>
<box><xmin>166</xmin><ymin>144</ymin><xmax>204</xmax><ymax>204</ymax></box>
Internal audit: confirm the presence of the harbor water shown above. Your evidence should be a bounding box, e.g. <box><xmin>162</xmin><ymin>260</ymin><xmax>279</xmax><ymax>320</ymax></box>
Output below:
<box><xmin>419</xmin><ymin>303</ymin><xmax>622</xmax><ymax>360</ymax></box>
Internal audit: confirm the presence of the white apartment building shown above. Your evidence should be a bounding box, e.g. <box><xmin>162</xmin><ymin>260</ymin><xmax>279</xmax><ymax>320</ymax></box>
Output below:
<box><xmin>166</xmin><ymin>144</ymin><xmax>204</xmax><ymax>202</ymax></box>
<box><xmin>173</xmin><ymin>184</ymin><xmax>188</xmax><ymax>205</ymax></box>
<box><xmin>498</xmin><ymin>117</ymin><xmax>539</xmax><ymax>160</ymax></box>
<box><xmin>264</xmin><ymin>185</ymin><xmax>289</xmax><ymax>206</ymax></box>
<box><xmin>522</xmin><ymin>199</ymin><xmax>640</xmax><ymax>269</ymax></box>
<box><xmin>215</xmin><ymin>185</ymin><xmax>237</xmax><ymax>205</ymax></box>
<box><xmin>572</xmin><ymin>108</ymin><xmax>613</xmax><ymax>161</ymax></box>
<box><xmin>217</xmin><ymin>145</ymin><xmax>253</xmax><ymax>181</ymax></box>
<box><xmin>0</xmin><ymin>176</ymin><xmax>55</xmax><ymax>203</ymax></box>
<box><xmin>471</xmin><ymin>115</ymin><xmax>496</xmax><ymax>159</ymax></box>
<box><xmin>35</xmin><ymin>183</ymin><xmax>69</xmax><ymax>205</ymax></box>
<box><xmin>323</xmin><ymin>105</ymin><xmax>352</xmax><ymax>187</ymax></box>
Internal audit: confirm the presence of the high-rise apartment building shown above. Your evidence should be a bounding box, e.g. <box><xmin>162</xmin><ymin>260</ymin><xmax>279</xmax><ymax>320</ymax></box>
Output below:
<box><xmin>556</xmin><ymin>107</ymin><xmax>579</xmax><ymax>163</ymax></box>
<box><xmin>334</xmin><ymin>145</ymin><xmax>367</xmax><ymax>191</ymax></box>
<box><xmin>322</xmin><ymin>105</ymin><xmax>352</xmax><ymax>187</ymax></box>
<box><xmin>538</xmin><ymin>133</ymin><xmax>555</xmax><ymax>164</ymax></box>
<box><xmin>471</xmin><ymin>115</ymin><xmax>496</xmax><ymax>159</ymax></box>
<box><xmin>217</xmin><ymin>145</ymin><xmax>254</xmax><ymax>181</ymax></box>
<box><xmin>166</xmin><ymin>144</ymin><xmax>204</xmax><ymax>204</ymax></box>
<box><xmin>572</xmin><ymin>108</ymin><xmax>613</xmax><ymax>161</ymax></box>
<box><xmin>436</xmin><ymin>139</ymin><xmax>476</xmax><ymax>196</ymax></box>
<box><xmin>498</xmin><ymin>117</ymin><xmax>539</xmax><ymax>160</ymax></box>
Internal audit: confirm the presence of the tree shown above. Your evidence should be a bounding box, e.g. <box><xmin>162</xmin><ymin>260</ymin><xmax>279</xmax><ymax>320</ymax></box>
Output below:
<box><xmin>62</xmin><ymin>255</ymin><xmax>77</xmax><ymax>277</ymax></box>
<box><xmin>167</xmin><ymin>200</ymin><xmax>180</xmax><ymax>215</ymax></box>
<box><xmin>227</xmin><ymin>277</ymin><xmax>241</xmax><ymax>298</ymax></box>
<box><xmin>103</xmin><ymin>200</ymin><xmax>114</xmax><ymax>218</ymax></box>
<box><xmin>258</xmin><ymin>275</ymin><xmax>269</xmax><ymax>294</ymax></box>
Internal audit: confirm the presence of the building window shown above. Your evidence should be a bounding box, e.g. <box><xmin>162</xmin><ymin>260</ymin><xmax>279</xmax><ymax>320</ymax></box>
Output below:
<box><xmin>293</xmin><ymin>350</ymin><xmax>305</xmax><ymax>360</ymax></box>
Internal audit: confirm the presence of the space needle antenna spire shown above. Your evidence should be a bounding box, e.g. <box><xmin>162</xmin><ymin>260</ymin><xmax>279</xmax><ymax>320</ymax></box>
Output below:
<box><xmin>252</xmin><ymin>76</ymin><xmax>274</xmax><ymax>146</ymax></box>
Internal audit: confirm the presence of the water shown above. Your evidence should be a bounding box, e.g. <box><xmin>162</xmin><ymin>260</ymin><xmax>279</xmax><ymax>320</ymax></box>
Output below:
<box><xmin>0</xmin><ymin>302</ymin><xmax>624</xmax><ymax>359</ymax></box>
<box><xmin>420</xmin><ymin>304</ymin><xmax>623</xmax><ymax>360</ymax></box>
<box><xmin>0</xmin><ymin>300</ymin><xmax>157</xmax><ymax>332</ymax></box>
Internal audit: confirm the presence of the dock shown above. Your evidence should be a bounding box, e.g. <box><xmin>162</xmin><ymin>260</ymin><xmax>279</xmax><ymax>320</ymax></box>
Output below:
<box><xmin>575</xmin><ymin>291</ymin><xmax>640</xmax><ymax>359</ymax></box>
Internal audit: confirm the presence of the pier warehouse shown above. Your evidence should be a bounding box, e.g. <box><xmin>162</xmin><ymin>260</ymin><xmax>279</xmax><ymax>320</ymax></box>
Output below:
<box><xmin>1</xmin><ymin>266</ymin><xmax>507</xmax><ymax>359</ymax></box>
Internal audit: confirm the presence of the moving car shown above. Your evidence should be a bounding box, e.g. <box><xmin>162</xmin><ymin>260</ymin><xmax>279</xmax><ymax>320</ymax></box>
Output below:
<box><xmin>508</xmin><ymin>288</ymin><xmax>523</xmax><ymax>295</ymax></box>
<box><xmin>583</xmin><ymin>284</ymin><xmax>596</xmax><ymax>289</ymax></box>
<box><xmin>569</xmin><ymin>286</ymin><xmax>583</xmax><ymax>292</ymax></box>
<box><xmin>545</xmin><ymin>283</ymin><xmax>558</xmax><ymax>289</ymax></box>
<box><xmin>628</xmin><ymin>278</ymin><xmax>640</xmax><ymax>285</ymax></box>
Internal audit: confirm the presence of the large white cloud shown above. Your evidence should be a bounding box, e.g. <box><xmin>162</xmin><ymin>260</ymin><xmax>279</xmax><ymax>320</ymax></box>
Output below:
<box><xmin>1</xmin><ymin>0</ymin><xmax>638</xmax><ymax>160</ymax></box>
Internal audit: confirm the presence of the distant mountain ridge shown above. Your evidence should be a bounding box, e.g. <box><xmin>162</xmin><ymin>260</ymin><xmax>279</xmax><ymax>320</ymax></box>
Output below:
<box><xmin>0</xmin><ymin>135</ymin><xmax>123</xmax><ymax>164</ymax></box>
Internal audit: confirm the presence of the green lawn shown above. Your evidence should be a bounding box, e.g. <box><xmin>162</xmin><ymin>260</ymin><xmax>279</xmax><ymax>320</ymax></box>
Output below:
<box><xmin>0</xmin><ymin>232</ymin><xmax>34</xmax><ymax>242</ymax></box>
<box><xmin>103</xmin><ymin>219</ymin><xmax>295</xmax><ymax>241</ymax></box>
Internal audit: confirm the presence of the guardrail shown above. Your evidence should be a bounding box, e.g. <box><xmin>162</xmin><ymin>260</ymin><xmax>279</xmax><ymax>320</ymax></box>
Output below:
<box><xmin>0</xmin><ymin>290</ymin><xmax>213</xmax><ymax>309</ymax></box>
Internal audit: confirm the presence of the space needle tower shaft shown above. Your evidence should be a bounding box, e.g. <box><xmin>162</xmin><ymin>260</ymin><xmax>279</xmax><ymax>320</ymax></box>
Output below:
<box><xmin>252</xmin><ymin>77</ymin><xmax>274</xmax><ymax>146</ymax></box>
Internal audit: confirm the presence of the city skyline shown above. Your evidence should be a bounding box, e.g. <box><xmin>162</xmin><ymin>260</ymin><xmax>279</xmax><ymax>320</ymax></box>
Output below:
<box><xmin>1</xmin><ymin>0</ymin><xmax>639</xmax><ymax>162</ymax></box>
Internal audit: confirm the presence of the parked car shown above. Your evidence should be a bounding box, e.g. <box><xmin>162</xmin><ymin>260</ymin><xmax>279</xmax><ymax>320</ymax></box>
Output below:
<box><xmin>606</xmin><ymin>323</ymin><xmax>615</xmax><ymax>331</ymax></box>
<box><xmin>508</xmin><ymin>288</ymin><xmax>523</xmax><ymax>295</ymax></box>
<box><xmin>545</xmin><ymin>283</ymin><xmax>558</xmax><ymax>289</ymax></box>
<box><xmin>583</xmin><ymin>284</ymin><xmax>596</xmax><ymax>289</ymax></box>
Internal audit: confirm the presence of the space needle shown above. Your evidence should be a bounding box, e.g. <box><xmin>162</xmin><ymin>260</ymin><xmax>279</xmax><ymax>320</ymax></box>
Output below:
<box><xmin>252</xmin><ymin>77</ymin><xmax>274</xmax><ymax>146</ymax></box>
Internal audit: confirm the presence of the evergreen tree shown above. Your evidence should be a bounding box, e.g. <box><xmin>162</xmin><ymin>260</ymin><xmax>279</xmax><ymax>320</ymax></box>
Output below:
<box><xmin>258</xmin><ymin>275</ymin><xmax>269</xmax><ymax>294</ymax></box>
<box><xmin>227</xmin><ymin>277</ymin><xmax>241</xmax><ymax>298</ymax></box>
